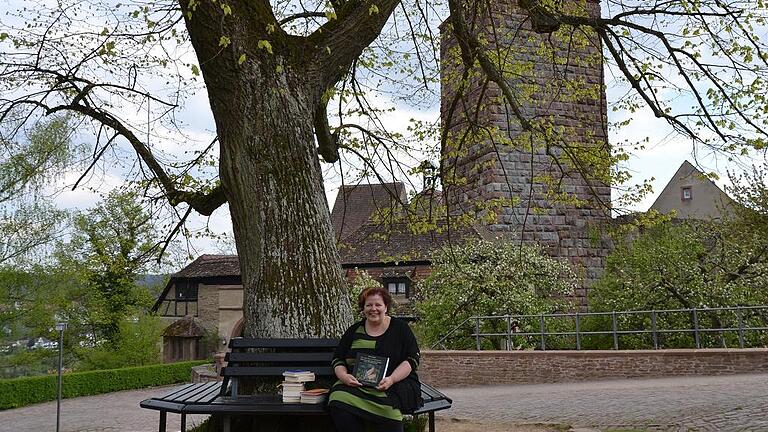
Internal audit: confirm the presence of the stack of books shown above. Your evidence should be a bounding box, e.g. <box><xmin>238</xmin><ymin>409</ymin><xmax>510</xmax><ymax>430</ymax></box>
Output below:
<box><xmin>300</xmin><ymin>388</ymin><xmax>329</xmax><ymax>404</ymax></box>
<box><xmin>280</xmin><ymin>370</ymin><xmax>318</xmax><ymax>403</ymax></box>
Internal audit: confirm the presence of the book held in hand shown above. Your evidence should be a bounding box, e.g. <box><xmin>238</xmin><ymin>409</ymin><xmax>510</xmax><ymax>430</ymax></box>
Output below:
<box><xmin>353</xmin><ymin>353</ymin><xmax>389</xmax><ymax>387</ymax></box>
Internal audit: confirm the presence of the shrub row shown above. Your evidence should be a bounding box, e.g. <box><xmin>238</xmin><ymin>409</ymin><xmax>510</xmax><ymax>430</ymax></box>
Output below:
<box><xmin>0</xmin><ymin>360</ymin><xmax>207</xmax><ymax>410</ymax></box>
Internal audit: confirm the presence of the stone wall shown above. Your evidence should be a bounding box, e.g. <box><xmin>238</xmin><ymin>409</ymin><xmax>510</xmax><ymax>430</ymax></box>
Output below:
<box><xmin>419</xmin><ymin>349</ymin><xmax>768</xmax><ymax>387</ymax></box>
<box><xmin>440</xmin><ymin>0</ymin><xmax>612</xmax><ymax>306</ymax></box>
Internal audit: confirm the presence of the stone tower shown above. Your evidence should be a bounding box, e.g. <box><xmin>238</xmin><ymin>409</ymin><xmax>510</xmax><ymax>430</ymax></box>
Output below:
<box><xmin>440</xmin><ymin>0</ymin><xmax>612</xmax><ymax>306</ymax></box>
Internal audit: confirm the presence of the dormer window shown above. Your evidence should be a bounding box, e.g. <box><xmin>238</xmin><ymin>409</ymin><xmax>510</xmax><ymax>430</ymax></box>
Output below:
<box><xmin>383</xmin><ymin>277</ymin><xmax>410</xmax><ymax>297</ymax></box>
<box><xmin>681</xmin><ymin>186</ymin><xmax>693</xmax><ymax>201</ymax></box>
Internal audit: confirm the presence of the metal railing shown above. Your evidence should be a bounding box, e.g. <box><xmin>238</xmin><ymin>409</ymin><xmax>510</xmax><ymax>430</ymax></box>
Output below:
<box><xmin>431</xmin><ymin>305</ymin><xmax>768</xmax><ymax>350</ymax></box>
<box><xmin>157</xmin><ymin>299</ymin><xmax>199</xmax><ymax>317</ymax></box>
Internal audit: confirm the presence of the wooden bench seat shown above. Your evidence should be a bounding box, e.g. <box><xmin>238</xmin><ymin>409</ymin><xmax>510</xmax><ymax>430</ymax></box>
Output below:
<box><xmin>140</xmin><ymin>338</ymin><xmax>452</xmax><ymax>432</ymax></box>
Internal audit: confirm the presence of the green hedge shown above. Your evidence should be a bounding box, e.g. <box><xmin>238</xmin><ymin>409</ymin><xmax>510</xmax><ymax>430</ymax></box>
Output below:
<box><xmin>0</xmin><ymin>360</ymin><xmax>207</xmax><ymax>410</ymax></box>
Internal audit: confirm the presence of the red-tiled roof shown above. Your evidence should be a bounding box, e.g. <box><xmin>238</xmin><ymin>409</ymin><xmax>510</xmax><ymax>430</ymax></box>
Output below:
<box><xmin>173</xmin><ymin>254</ymin><xmax>241</xmax><ymax>278</ymax></box>
<box><xmin>337</xmin><ymin>220</ymin><xmax>488</xmax><ymax>264</ymax></box>
<box><xmin>330</xmin><ymin>182</ymin><xmax>407</xmax><ymax>240</ymax></box>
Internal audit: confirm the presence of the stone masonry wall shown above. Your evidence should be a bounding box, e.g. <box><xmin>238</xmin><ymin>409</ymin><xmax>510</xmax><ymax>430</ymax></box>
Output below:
<box><xmin>419</xmin><ymin>349</ymin><xmax>768</xmax><ymax>387</ymax></box>
<box><xmin>440</xmin><ymin>0</ymin><xmax>611</xmax><ymax>306</ymax></box>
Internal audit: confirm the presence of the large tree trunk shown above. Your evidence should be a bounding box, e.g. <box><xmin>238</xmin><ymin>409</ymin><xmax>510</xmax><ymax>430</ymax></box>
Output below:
<box><xmin>182</xmin><ymin>3</ymin><xmax>353</xmax><ymax>338</ymax></box>
<box><xmin>220</xmin><ymin>73</ymin><xmax>353</xmax><ymax>338</ymax></box>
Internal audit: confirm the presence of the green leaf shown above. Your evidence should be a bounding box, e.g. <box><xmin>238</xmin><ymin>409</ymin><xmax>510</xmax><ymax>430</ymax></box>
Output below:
<box><xmin>368</xmin><ymin>4</ymin><xmax>379</xmax><ymax>15</ymax></box>
<box><xmin>257</xmin><ymin>39</ymin><xmax>273</xmax><ymax>54</ymax></box>
<box><xmin>218</xmin><ymin>36</ymin><xmax>231</xmax><ymax>48</ymax></box>
<box><xmin>238</xmin><ymin>53</ymin><xmax>247</xmax><ymax>65</ymax></box>
<box><xmin>191</xmin><ymin>64</ymin><xmax>200</xmax><ymax>76</ymax></box>
<box><xmin>221</xmin><ymin>4</ymin><xmax>232</xmax><ymax>16</ymax></box>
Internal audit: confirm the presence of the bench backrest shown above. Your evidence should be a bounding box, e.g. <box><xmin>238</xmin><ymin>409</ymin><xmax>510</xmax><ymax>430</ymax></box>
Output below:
<box><xmin>221</xmin><ymin>338</ymin><xmax>339</xmax><ymax>397</ymax></box>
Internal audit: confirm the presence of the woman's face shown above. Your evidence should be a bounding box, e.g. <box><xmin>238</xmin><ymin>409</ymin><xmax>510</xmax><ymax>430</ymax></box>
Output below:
<box><xmin>363</xmin><ymin>293</ymin><xmax>387</xmax><ymax>323</ymax></box>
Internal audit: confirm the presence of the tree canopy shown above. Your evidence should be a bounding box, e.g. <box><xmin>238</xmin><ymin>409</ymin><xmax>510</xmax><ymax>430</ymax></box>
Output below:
<box><xmin>0</xmin><ymin>0</ymin><xmax>766</xmax><ymax>338</ymax></box>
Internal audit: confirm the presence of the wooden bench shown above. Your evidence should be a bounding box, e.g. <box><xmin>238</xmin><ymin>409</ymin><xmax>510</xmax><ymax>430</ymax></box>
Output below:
<box><xmin>141</xmin><ymin>338</ymin><xmax>452</xmax><ymax>432</ymax></box>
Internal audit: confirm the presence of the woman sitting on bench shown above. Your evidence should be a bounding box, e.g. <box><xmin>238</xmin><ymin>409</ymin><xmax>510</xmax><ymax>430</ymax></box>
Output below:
<box><xmin>328</xmin><ymin>287</ymin><xmax>422</xmax><ymax>432</ymax></box>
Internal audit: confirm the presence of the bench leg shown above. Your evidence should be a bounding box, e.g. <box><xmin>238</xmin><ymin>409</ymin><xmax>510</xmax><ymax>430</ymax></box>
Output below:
<box><xmin>429</xmin><ymin>412</ymin><xmax>435</xmax><ymax>432</ymax></box>
<box><xmin>159</xmin><ymin>411</ymin><xmax>167</xmax><ymax>432</ymax></box>
<box><xmin>180</xmin><ymin>413</ymin><xmax>186</xmax><ymax>432</ymax></box>
<box><xmin>223</xmin><ymin>414</ymin><xmax>231</xmax><ymax>432</ymax></box>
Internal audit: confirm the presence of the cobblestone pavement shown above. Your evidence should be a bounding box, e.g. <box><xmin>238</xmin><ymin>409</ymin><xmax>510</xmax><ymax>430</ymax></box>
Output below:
<box><xmin>2</xmin><ymin>374</ymin><xmax>767</xmax><ymax>431</ymax></box>
<box><xmin>437</xmin><ymin>373</ymin><xmax>768</xmax><ymax>431</ymax></box>
<box><xmin>0</xmin><ymin>386</ymin><xmax>210</xmax><ymax>432</ymax></box>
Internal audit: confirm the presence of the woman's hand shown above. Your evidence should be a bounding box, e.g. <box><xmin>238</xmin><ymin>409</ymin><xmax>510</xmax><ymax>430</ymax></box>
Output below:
<box><xmin>340</xmin><ymin>373</ymin><xmax>362</xmax><ymax>387</ymax></box>
<box><xmin>376</xmin><ymin>376</ymin><xmax>394</xmax><ymax>391</ymax></box>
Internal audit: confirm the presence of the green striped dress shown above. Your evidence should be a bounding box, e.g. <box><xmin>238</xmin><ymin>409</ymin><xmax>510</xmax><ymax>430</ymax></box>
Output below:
<box><xmin>328</xmin><ymin>318</ymin><xmax>422</xmax><ymax>425</ymax></box>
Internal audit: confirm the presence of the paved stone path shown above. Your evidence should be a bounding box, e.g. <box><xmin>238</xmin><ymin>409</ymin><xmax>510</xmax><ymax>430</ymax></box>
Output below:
<box><xmin>0</xmin><ymin>387</ymin><xmax>210</xmax><ymax>432</ymax></box>
<box><xmin>438</xmin><ymin>373</ymin><xmax>768</xmax><ymax>431</ymax></box>
<box><xmin>1</xmin><ymin>374</ymin><xmax>767</xmax><ymax>431</ymax></box>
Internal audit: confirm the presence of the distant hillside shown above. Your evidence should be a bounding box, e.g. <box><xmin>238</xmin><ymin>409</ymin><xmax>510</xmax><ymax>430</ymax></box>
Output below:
<box><xmin>136</xmin><ymin>274</ymin><xmax>168</xmax><ymax>297</ymax></box>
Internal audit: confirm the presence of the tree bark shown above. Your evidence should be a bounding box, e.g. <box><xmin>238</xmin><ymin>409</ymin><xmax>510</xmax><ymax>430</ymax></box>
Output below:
<box><xmin>181</xmin><ymin>1</ymin><xmax>353</xmax><ymax>338</ymax></box>
<box><xmin>220</xmin><ymin>71</ymin><xmax>353</xmax><ymax>338</ymax></box>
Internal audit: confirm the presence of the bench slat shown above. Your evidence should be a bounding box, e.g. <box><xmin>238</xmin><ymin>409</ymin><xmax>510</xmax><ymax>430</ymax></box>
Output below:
<box><xmin>229</xmin><ymin>338</ymin><xmax>338</xmax><ymax>349</ymax></box>
<box><xmin>140</xmin><ymin>398</ymin><xmax>186</xmax><ymax>414</ymax></box>
<box><xmin>166</xmin><ymin>382</ymin><xmax>217</xmax><ymax>402</ymax></box>
<box><xmin>225</xmin><ymin>352</ymin><xmax>333</xmax><ymax>363</ymax></box>
<box><xmin>156</xmin><ymin>383</ymin><xmax>198</xmax><ymax>400</ymax></box>
<box><xmin>185</xmin><ymin>382</ymin><xmax>223</xmax><ymax>403</ymax></box>
<box><xmin>421</xmin><ymin>382</ymin><xmax>452</xmax><ymax>403</ymax></box>
<box><xmin>222</xmin><ymin>366</ymin><xmax>335</xmax><ymax>377</ymax></box>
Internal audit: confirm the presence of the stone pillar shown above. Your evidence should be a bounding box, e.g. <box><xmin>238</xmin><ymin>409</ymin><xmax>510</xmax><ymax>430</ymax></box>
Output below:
<box><xmin>440</xmin><ymin>0</ymin><xmax>611</xmax><ymax>306</ymax></box>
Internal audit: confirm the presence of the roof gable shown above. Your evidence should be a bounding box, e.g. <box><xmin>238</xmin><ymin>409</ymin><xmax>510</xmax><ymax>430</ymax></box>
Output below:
<box><xmin>649</xmin><ymin>160</ymin><xmax>735</xmax><ymax>220</ymax></box>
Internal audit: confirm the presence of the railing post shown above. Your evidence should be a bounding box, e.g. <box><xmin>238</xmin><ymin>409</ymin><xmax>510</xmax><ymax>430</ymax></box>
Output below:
<box><xmin>475</xmin><ymin>317</ymin><xmax>481</xmax><ymax>351</ymax></box>
<box><xmin>539</xmin><ymin>314</ymin><xmax>546</xmax><ymax>351</ymax></box>
<box><xmin>651</xmin><ymin>310</ymin><xmax>658</xmax><ymax>349</ymax></box>
<box><xmin>575</xmin><ymin>312</ymin><xmax>581</xmax><ymax>351</ymax></box>
<box><xmin>737</xmin><ymin>308</ymin><xmax>745</xmax><ymax>348</ymax></box>
<box><xmin>692</xmin><ymin>308</ymin><xmax>700</xmax><ymax>349</ymax></box>
<box><xmin>506</xmin><ymin>316</ymin><xmax>512</xmax><ymax>351</ymax></box>
<box><xmin>612</xmin><ymin>311</ymin><xmax>619</xmax><ymax>350</ymax></box>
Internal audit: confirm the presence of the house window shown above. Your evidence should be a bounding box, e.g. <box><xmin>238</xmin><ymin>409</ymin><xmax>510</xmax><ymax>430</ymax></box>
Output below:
<box><xmin>681</xmin><ymin>186</ymin><xmax>693</xmax><ymax>201</ymax></box>
<box><xmin>175</xmin><ymin>280</ymin><xmax>198</xmax><ymax>300</ymax></box>
<box><xmin>383</xmin><ymin>277</ymin><xmax>410</xmax><ymax>297</ymax></box>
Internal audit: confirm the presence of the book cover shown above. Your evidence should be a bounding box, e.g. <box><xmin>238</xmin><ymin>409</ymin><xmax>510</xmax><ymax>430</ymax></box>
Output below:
<box><xmin>353</xmin><ymin>353</ymin><xmax>389</xmax><ymax>387</ymax></box>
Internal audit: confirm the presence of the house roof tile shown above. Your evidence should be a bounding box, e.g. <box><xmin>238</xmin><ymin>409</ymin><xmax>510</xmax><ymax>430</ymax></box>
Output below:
<box><xmin>330</xmin><ymin>182</ymin><xmax>407</xmax><ymax>240</ymax></box>
<box><xmin>337</xmin><ymin>220</ymin><xmax>487</xmax><ymax>264</ymax></box>
<box><xmin>173</xmin><ymin>254</ymin><xmax>241</xmax><ymax>278</ymax></box>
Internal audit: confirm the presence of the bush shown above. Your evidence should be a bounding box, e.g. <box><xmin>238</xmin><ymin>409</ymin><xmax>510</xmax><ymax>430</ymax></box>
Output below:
<box><xmin>77</xmin><ymin>315</ymin><xmax>163</xmax><ymax>370</ymax></box>
<box><xmin>0</xmin><ymin>360</ymin><xmax>206</xmax><ymax>409</ymax></box>
<box><xmin>415</xmin><ymin>240</ymin><xmax>577</xmax><ymax>350</ymax></box>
